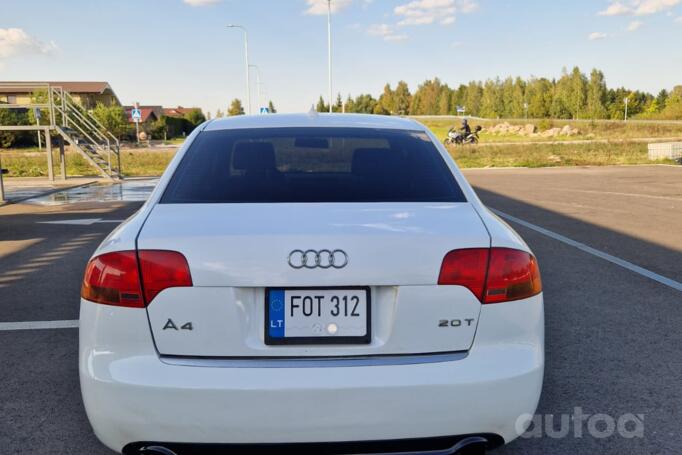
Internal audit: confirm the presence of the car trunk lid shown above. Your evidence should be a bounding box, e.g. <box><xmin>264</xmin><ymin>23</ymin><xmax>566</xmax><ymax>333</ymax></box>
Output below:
<box><xmin>138</xmin><ymin>202</ymin><xmax>489</xmax><ymax>357</ymax></box>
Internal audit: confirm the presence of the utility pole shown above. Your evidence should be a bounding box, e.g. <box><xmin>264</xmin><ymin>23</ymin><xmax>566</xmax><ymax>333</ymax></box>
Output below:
<box><xmin>134</xmin><ymin>102</ymin><xmax>140</xmax><ymax>144</ymax></box>
<box><xmin>624</xmin><ymin>97</ymin><xmax>629</xmax><ymax>122</ymax></box>
<box><xmin>227</xmin><ymin>24</ymin><xmax>251</xmax><ymax>115</ymax></box>
<box><xmin>327</xmin><ymin>0</ymin><xmax>333</xmax><ymax>113</ymax></box>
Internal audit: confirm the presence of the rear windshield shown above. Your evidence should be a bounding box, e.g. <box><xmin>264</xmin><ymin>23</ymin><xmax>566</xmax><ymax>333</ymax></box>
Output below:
<box><xmin>160</xmin><ymin>127</ymin><xmax>466</xmax><ymax>203</ymax></box>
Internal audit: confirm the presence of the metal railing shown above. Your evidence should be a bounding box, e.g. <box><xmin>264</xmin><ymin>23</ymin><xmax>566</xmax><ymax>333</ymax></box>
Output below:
<box><xmin>0</xmin><ymin>82</ymin><xmax>121</xmax><ymax>179</ymax></box>
<box><xmin>50</xmin><ymin>88</ymin><xmax>121</xmax><ymax>176</ymax></box>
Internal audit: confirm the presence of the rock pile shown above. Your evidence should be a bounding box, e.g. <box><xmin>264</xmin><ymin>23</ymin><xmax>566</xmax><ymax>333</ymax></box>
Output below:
<box><xmin>485</xmin><ymin>122</ymin><xmax>580</xmax><ymax>138</ymax></box>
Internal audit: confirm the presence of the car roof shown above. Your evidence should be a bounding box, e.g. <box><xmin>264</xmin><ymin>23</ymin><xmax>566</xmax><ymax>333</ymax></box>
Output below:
<box><xmin>203</xmin><ymin>113</ymin><xmax>423</xmax><ymax>132</ymax></box>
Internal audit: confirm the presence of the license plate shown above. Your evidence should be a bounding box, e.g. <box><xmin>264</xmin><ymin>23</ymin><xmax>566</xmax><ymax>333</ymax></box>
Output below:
<box><xmin>265</xmin><ymin>287</ymin><xmax>371</xmax><ymax>345</ymax></box>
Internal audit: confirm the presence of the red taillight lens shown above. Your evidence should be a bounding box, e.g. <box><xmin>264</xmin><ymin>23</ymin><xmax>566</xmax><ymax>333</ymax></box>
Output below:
<box><xmin>438</xmin><ymin>248</ymin><xmax>489</xmax><ymax>300</ymax></box>
<box><xmin>484</xmin><ymin>248</ymin><xmax>542</xmax><ymax>304</ymax></box>
<box><xmin>81</xmin><ymin>251</ymin><xmax>145</xmax><ymax>308</ymax></box>
<box><xmin>81</xmin><ymin>250</ymin><xmax>192</xmax><ymax>307</ymax></box>
<box><xmin>138</xmin><ymin>250</ymin><xmax>193</xmax><ymax>303</ymax></box>
<box><xmin>438</xmin><ymin>247</ymin><xmax>542</xmax><ymax>304</ymax></box>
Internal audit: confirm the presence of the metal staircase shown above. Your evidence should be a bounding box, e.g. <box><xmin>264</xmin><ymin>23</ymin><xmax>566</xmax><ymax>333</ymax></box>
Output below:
<box><xmin>50</xmin><ymin>87</ymin><xmax>122</xmax><ymax>179</ymax></box>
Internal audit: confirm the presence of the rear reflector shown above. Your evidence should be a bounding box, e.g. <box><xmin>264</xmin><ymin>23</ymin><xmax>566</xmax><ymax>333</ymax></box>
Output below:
<box><xmin>438</xmin><ymin>247</ymin><xmax>542</xmax><ymax>304</ymax></box>
<box><xmin>81</xmin><ymin>250</ymin><xmax>192</xmax><ymax>307</ymax></box>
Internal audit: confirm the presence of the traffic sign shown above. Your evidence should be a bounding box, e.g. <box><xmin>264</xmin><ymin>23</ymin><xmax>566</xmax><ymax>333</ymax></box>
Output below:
<box><xmin>259</xmin><ymin>107</ymin><xmax>270</xmax><ymax>114</ymax></box>
<box><xmin>131</xmin><ymin>108</ymin><xmax>142</xmax><ymax>122</ymax></box>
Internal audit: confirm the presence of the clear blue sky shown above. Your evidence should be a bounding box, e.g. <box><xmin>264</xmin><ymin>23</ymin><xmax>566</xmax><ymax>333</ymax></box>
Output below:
<box><xmin>1</xmin><ymin>0</ymin><xmax>681</xmax><ymax>114</ymax></box>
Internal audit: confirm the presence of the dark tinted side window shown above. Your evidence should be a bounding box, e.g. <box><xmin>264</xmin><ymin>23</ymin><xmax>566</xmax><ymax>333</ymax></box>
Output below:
<box><xmin>161</xmin><ymin>127</ymin><xmax>466</xmax><ymax>203</ymax></box>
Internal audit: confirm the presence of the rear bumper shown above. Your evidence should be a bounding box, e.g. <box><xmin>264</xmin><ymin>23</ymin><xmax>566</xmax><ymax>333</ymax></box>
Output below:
<box><xmin>79</xmin><ymin>295</ymin><xmax>544</xmax><ymax>453</ymax></box>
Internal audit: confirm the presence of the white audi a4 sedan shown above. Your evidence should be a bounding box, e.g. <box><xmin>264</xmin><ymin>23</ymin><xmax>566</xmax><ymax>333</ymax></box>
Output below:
<box><xmin>80</xmin><ymin>113</ymin><xmax>544</xmax><ymax>455</ymax></box>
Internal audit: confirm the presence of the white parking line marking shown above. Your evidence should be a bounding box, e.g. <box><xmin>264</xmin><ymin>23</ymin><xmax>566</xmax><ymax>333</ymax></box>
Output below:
<box><xmin>550</xmin><ymin>188</ymin><xmax>682</xmax><ymax>202</ymax></box>
<box><xmin>492</xmin><ymin>209</ymin><xmax>682</xmax><ymax>293</ymax></box>
<box><xmin>0</xmin><ymin>320</ymin><xmax>78</xmax><ymax>331</ymax></box>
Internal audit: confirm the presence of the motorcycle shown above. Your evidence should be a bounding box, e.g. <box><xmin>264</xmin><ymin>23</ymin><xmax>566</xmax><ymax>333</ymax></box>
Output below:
<box><xmin>444</xmin><ymin>125</ymin><xmax>481</xmax><ymax>145</ymax></box>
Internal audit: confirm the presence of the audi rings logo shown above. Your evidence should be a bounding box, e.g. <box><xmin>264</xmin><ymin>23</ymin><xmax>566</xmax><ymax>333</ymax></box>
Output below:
<box><xmin>288</xmin><ymin>249</ymin><xmax>349</xmax><ymax>269</ymax></box>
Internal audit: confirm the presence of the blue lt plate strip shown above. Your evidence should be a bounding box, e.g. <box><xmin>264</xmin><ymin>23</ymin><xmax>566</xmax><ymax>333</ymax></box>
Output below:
<box><xmin>269</xmin><ymin>289</ymin><xmax>285</xmax><ymax>338</ymax></box>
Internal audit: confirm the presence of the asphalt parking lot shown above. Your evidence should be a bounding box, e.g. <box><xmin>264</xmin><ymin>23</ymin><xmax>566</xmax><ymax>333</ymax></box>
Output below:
<box><xmin>1</xmin><ymin>165</ymin><xmax>681</xmax><ymax>454</ymax></box>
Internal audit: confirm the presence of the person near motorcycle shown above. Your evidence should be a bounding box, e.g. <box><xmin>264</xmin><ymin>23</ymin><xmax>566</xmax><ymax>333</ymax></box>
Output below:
<box><xmin>459</xmin><ymin>118</ymin><xmax>472</xmax><ymax>138</ymax></box>
<box><xmin>445</xmin><ymin>118</ymin><xmax>480</xmax><ymax>145</ymax></box>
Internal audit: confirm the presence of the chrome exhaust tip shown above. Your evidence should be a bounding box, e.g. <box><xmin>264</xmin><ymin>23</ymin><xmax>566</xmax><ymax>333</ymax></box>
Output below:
<box><xmin>451</xmin><ymin>436</ymin><xmax>488</xmax><ymax>455</ymax></box>
<box><xmin>138</xmin><ymin>446</ymin><xmax>178</xmax><ymax>455</ymax></box>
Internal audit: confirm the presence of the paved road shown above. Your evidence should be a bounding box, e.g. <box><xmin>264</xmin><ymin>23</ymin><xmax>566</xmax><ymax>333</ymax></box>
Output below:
<box><xmin>0</xmin><ymin>201</ymin><xmax>140</xmax><ymax>454</ymax></box>
<box><xmin>1</xmin><ymin>166</ymin><xmax>681</xmax><ymax>454</ymax></box>
<box><xmin>475</xmin><ymin>136</ymin><xmax>682</xmax><ymax>147</ymax></box>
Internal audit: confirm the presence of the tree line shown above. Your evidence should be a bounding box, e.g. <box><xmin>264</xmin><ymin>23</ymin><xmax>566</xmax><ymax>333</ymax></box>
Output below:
<box><xmin>214</xmin><ymin>99</ymin><xmax>277</xmax><ymax>118</ymax></box>
<box><xmin>315</xmin><ymin>66</ymin><xmax>682</xmax><ymax>120</ymax></box>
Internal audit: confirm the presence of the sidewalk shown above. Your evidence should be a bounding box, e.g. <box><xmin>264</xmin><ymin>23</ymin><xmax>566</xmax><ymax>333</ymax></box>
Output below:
<box><xmin>0</xmin><ymin>177</ymin><xmax>106</xmax><ymax>205</ymax></box>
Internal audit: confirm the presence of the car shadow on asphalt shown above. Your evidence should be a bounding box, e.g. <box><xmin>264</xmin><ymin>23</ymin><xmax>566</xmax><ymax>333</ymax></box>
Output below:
<box><xmin>475</xmin><ymin>188</ymin><xmax>682</xmax><ymax>455</ymax></box>
<box><xmin>474</xmin><ymin>187</ymin><xmax>682</xmax><ymax>282</ymax></box>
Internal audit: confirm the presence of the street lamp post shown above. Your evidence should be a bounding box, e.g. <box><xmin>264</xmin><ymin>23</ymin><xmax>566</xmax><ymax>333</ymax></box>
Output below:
<box><xmin>327</xmin><ymin>0</ymin><xmax>333</xmax><ymax>113</ymax></box>
<box><xmin>249</xmin><ymin>64</ymin><xmax>263</xmax><ymax>111</ymax></box>
<box><xmin>227</xmin><ymin>24</ymin><xmax>252</xmax><ymax>115</ymax></box>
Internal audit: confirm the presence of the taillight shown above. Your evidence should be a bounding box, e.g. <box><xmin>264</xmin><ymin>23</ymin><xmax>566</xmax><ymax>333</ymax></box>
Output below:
<box><xmin>81</xmin><ymin>250</ymin><xmax>192</xmax><ymax>307</ymax></box>
<box><xmin>438</xmin><ymin>247</ymin><xmax>542</xmax><ymax>304</ymax></box>
<box><xmin>81</xmin><ymin>251</ymin><xmax>145</xmax><ymax>308</ymax></box>
<box><xmin>138</xmin><ymin>250</ymin><xmax>193</xmax><ymax>303</ymax></box>
<box><xmin>438</xmin><ymin>249</ymin><xmax>489</xmax><ymax>300</ymax></box>
<box><xmin>484</xmin><ymin>248</ymin><xmax>542</xmax><ymax>304</ymax></box>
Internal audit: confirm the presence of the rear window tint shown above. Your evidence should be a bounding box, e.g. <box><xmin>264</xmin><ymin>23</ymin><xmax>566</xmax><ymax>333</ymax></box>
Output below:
<box><xmin>160</xmin><ymin>127</ymin><xmax>466</xmax><ymax>203</ymax></box>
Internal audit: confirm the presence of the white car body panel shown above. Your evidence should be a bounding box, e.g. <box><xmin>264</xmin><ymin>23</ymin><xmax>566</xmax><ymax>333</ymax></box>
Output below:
<box><xmin>147</xmin><ymin>285</ymin><xmax>480</xmax><ymax>357</ymax></box>
<box><xmin>79</xmin><ymin>113</ymin><xmax>544</xmax><ymax>454</ymax></box>
<box><xmin>80</xmin><ymin>295</ymin><xmax>543</xmax><ymax>452</ymax></box>
<box><xmin>138</xmin><ymin>203</ymin><xmax>489</xmax><ymax>287</ymax></box>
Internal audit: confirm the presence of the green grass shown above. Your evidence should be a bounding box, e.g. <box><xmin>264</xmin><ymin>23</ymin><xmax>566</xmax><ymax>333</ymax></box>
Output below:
<box><xmin>0</xmin><ymin>150</ymin><xmax>177</xmax><ymax>178</ymax></box>
<box><xmin>119</xmin><ymin>150</ymin><xmax>177</xmax><ymax>176</ymax></box>
<box><xmin>448</xmin><ymin>141</ymin><xmax>676</xmax><ymax>168</ymax></box>
<box><xmin>0</xmin><ymin>146</ymin><xmax>58</xmax><ymax>154</ymax></box>
<box><xmin>1</xmin><ymin>141</ymin><xmax>677</xmax><ymax>178</ymax></box>
<box><xmin>417</xmin><ymin>118</ymin><xmax>682</xmax><ymax>142</ymax></box>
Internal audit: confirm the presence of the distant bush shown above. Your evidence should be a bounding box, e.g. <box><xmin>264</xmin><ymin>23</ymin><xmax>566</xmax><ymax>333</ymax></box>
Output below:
<box><xmin>0</xmin><ymin>108</ymin><xmax>33</xmax><ymax>148</ymax></box>
<box><xmin>537</xmin><ymin>119</ymin><xmax>553</xmax><ymax>131</ymax></box>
